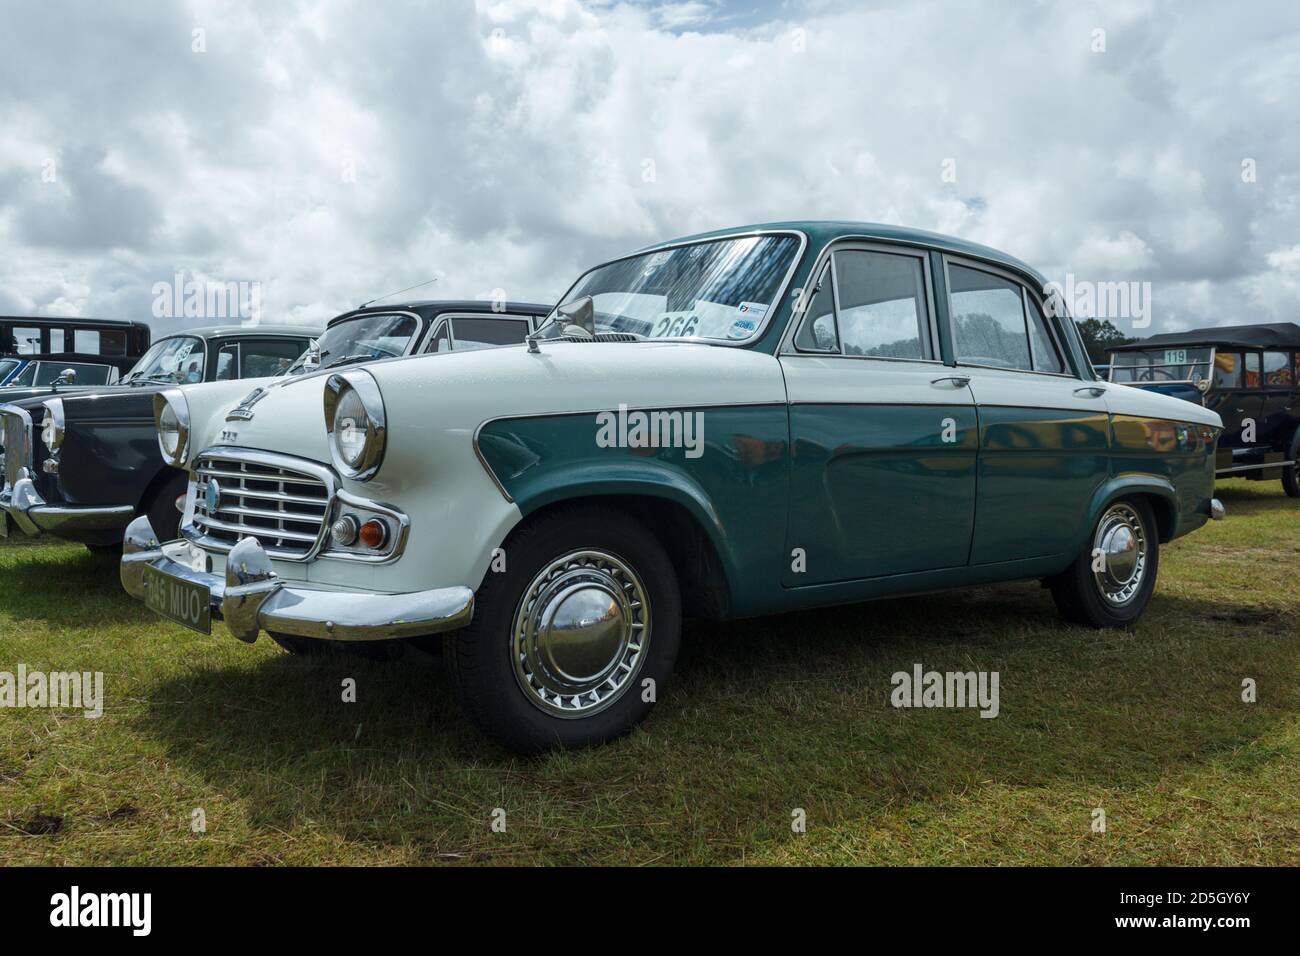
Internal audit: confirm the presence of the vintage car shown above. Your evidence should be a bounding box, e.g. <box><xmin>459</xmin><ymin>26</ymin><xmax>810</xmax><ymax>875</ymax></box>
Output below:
<box><xmin>0</xmin><ymin>303</ymin><xmax>548</xmax><ymax>554</ymax></box>
<box><xmin>1109</xmin><ymin>323</ymin><xmax>1300</xmax><ymax>496</ymax></box>
<box><xmin>121</xmin><ymin>223</ymin><xmax>1225</xmax><ymax>753</ymax></box>
<box><xmin>0</xmin><ymin>325</ymin><xmax>318</xmax><ymax>552</ymax></box>
<box><xmin>0</xmin><ymin>352</ymin><xmax>135</xmax><ymax>391</ymax></box>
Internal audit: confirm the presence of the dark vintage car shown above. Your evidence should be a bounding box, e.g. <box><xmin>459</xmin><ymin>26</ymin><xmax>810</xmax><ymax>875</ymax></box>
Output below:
<box><xmin>1109</xmin><ymin>322</ymin><xmax>1300</xmax><ymax>496</ymax></box>
<box><xmin>0</xmin><ymin>325</ymin><xmax>317</xmax><ymax>552</ymax></box>
<box><xmin>1</xmin><ymin>302</ymin><xmax>549</xmax><ymax>553</ymax></box>
<box><xmin>2</xmin><ymin>316</ymin><xmax>150</xmax><ymax>364</ymax></box>
<box><xmin>0</xmin><ymin>352</ymin><xmax>137</xmax><ymax>390</ymax></box>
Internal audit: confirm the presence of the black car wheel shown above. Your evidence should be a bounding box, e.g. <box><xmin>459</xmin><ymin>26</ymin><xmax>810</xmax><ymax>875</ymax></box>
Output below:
<box><xmin>444</xmin><ymin>504</ymin><xmax>681</xmax><ymax>754</ymax></box>
<box><xmin>1048</xmin><ymin>497</ymin><xmax>1160</xmax><ymax>628</ymax></box>
<box><xmin>1282</xmin><ymin>427</ymin><xmax>1300</xmax><ymax>498</ymax></box>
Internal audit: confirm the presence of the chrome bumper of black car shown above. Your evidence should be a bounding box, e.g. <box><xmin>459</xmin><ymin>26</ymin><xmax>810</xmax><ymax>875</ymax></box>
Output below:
<box><xmin>0</xmin><ymin>474</ymin><xmax>135</xmax><ymax>537</ymax></box>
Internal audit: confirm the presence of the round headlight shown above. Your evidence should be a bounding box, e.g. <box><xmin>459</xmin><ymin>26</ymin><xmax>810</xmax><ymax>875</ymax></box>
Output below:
<box><xmin>333</xmin><ymin>388</ymin><xmax>370</xmax><ymax>468</ymax></box>
<box><xmin>40</xmin><ymin>399</ymin><xmax>65</xmax><ymax>452</ymax></box>
<box><xmin>323</xmin><ymin>371</ymin><xmax>386</xmax><ymax>480</ymax></box>
<box><xmin>153</xmin><ymin>389</ymin><xmax>191</xmax><ymax>466</ymax></box>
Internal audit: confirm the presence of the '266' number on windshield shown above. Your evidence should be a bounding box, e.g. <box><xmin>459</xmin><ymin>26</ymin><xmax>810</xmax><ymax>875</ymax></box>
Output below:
<box><xmin>653</xmin><ymin>315</ymin><xmax>700</xmax><ymax>338</ymax></box>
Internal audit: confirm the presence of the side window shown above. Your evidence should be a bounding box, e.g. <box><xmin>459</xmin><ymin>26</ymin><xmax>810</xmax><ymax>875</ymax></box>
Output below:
<box><xmin>73</xmin><ymin>329</ymin><xmax>100</xmax><ymax>354</ymax></box>
<box><xmin>49</xmin><ymin>329</ymin><xmax>66</xmax><ymax>353</ymax></box>
<box><xmin>1244</xmin><ymin>353</ymin><xmax>1261</xmax><ymax>388</ymax></box>
<box><xmin>214</xmin><ymin>344</ymin><xmax>238</xmax><ymax>381</ymax></box>
<box><xmin>1263</xmin><ymin>351</ymin><xmax>1293</xmax><ymax>389</ymax></box>
<box><xmin>34</xmin><ymin>362</ymin><xmax>111</xmax><ymax>386</ymax></box>
<box><xmin>12</xmin><ymin>363</ymin><xmax>37</xmax><ymax>386</ymax></box>
<box><xmin>949</xmin><ymin>265</ymin><xmax>1032</xmax><ymax>370</ymax></box>
<box><xmin>792</xmin><ymin>264</ymin><xmax>837</xmax><ymax>352</ymax></box>
<box><xmin>1023</xmin><ymin>296</ymin><xmax>1064</xmax><ymax>373</ymax></box>
<box><xmin>1213</xmin><ymin>352</ymin><xmax>1242</xmax><ymax>389</ymax></box>
<box><xmin>240</xmin><ymin>340</ymin><xmax>305</xmax><ymax>377</ymax></box>
<box><xmin>834</xmin><ymin>250</ymin><xmax>931</xmax><ymax>360</ymax></box>
<box><xmin>14</xmin><ymin>327</ymin><xmax>41</xmax><ymax>354</ymax></box>
<box><xmin>448</xmin><ymin>317</ymin><xmax>530</xmax><ymax>351</ymax></box>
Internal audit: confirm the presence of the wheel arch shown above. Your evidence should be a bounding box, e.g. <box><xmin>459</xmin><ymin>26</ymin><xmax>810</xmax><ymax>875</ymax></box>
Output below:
<box><xmin>1087</xmin><ymin>476</ymin><xmax>1178</xmax><ymax>543</ymax></box>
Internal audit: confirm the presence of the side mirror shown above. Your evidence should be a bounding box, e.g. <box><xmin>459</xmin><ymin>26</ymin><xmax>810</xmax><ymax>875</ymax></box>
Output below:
<box><xmin>557</xmin><ymin>295</ymin><xmax>596</xmax><ymax>339</ymax></box>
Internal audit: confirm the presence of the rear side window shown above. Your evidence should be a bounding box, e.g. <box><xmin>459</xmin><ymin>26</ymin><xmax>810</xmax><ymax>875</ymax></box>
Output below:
<box><xmin>33</xmin><ymin>362</ymin><xmax>113</xmax><ymax>386</ymax></box>
<box><xmin>240</xmin><ymin>340</ymin><xmax>305</xmax><ymax>377</ymax></box>
<box><xmin>1244</xmin><ymin>353</ymin><xmax>1261</xmax><ymax>388</ymax></box>
<box><xmin>949</xmin><ymin>265</ymin><xmax>1031</xmax><ymax>370</ymax></box>
<box><xmin>449</xmin><ymin>317</ymin><xmax>530</xmax><ymax>351</ymax></box>
<box><xmin>1023</xmin><ymin>297</ymin><xmax>1064</xmax><ymax>373</ymax></box>
<box><xmin>13</xmin><ymin>327</ymin><xmax>41</xmax><ymax>354</ymax></box>
<box><xmin>1263</xmin><ymin>351</ymin><xmax>1293</xmax><ymax>388</ymax></box>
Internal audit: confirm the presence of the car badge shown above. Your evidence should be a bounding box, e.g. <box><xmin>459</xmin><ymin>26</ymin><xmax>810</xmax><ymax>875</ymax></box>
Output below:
<box><xmin>206</xmin><ymin>479</ymin><xmax>222</xmax><ymax>514</ymax></box>
<box><xmin>226</xmin><ymin>387</ymin><xmax>267</xmax><ymax>422</ymax></box>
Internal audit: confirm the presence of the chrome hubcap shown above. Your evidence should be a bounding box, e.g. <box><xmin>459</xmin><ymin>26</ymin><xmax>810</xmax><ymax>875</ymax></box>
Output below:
<box><xmin>512</xmin><ymin>549</ymin><xmax>650</xmax><ymax>718</ymax></box>
<box><xmin>1092</xmin><ymin>503</ymin><xmax>1148</xmax><ymax>607</ymax></box>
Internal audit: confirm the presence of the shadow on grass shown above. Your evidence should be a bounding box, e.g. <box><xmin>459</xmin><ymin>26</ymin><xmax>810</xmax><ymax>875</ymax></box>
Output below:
<box><xmin>0</xmin><ymin>546</ymin><xmax>145</xmax><ymax>627</ymax></box>
<box><xmin>136</xmin><ymin>580</ymin><xmax>1300</xmax><ymax>858</ymax></box>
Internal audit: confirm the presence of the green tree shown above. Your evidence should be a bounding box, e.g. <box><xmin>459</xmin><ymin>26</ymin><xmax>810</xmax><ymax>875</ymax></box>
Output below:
<box><xmin>1075</xmin><ymin>318</ymin><xmax>1134</xmax><ymax>364</ymax></box>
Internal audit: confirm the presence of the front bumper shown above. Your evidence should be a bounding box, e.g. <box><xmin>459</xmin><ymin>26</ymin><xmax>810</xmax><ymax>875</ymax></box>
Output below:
<box><xmin>119</xmin><ymin>515</ymin><xmax>475</xmax><ymax>643</ymax></box>
<box><xmin>0</xmin><ymin>474</ymin><xmax>135</xmax><ymax>537</ymax></box>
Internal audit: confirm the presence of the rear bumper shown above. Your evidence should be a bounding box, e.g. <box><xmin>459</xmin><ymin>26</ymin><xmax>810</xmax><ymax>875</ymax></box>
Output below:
<box><xmin>0</xmin><ymin>476</ymin><xmax>135</xmax><ymax>537</ymax></box>
<box><xmin>119</xmin><ymin>515</ymin><xmax>475</xmax><ymax>643</ymax></box>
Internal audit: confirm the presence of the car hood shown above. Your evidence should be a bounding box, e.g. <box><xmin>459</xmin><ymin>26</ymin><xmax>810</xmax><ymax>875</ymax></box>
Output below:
<box><xmin>187</xmin><ymin>341</ymin><xmax>789</xmax><ymax>496</ymax></box>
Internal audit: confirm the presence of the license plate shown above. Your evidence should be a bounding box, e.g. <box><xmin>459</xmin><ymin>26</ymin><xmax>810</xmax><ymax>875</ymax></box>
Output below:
<box><xmin>143</xmin><ymin>564</ymin><xmax>211</xmax><ymax>634</ymax></box>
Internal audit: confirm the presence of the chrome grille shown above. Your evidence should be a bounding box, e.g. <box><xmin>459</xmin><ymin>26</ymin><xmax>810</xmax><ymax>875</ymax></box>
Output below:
<box><xmin>190</xmin><ymin>450</ymin><xmax>333</xmax><ymax>559</ymax></box>
<box><xmin>1</xmin><ymin>405</ymin><xmax>33</xmax><ymax>495</ymax></box>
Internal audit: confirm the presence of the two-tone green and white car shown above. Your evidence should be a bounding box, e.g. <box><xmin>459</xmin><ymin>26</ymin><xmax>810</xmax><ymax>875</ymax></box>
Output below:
<box><xmin>120</xmin><ymin>223</ymin><xmax>1226</xmax><ymax>752</ymax></box>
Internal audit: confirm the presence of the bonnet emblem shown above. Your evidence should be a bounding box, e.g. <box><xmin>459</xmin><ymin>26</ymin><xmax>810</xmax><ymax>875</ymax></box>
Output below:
<box><xmin>226</xmin><ymin>387</ymin><xmax>268</xmax><ymax>422</ymax></box>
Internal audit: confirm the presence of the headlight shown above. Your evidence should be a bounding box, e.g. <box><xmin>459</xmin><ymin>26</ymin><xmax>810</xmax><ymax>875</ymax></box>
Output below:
<box><xmin>153</xmin><ymin>389</ymin><xmax>191</xmax><ymax>466</ymax></box>
<box><xmin>40</xmin><ymin>399</ymin><xmax>65</xmax><ymax>453</ymax></box>
<box><xmin>323</xmin><ymin>371</ymin><xmax>386</xmax><ymax>480</ymax></box>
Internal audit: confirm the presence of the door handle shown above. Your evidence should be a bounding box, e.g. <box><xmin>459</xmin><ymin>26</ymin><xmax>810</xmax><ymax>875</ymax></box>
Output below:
<box><xmin>1074</xmin><ymin>385</ymin><xmax>1106</xmax><ymax>398</ymax></box>
<box><xmin>931</xmin><ymin>375</ymin><xmax>971</xmax><ymax>388</ymax></box>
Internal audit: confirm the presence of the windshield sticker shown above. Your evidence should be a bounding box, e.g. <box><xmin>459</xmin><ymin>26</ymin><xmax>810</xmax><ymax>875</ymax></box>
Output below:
<box><xmin>727</xmin><ymin>318</ymin><xmax>757</xmax><ymax>339</ymax></box>
<box><xmin>737</xmin><ymin>301</ymin><xmax>768</xmax><ymax>320</ymax></box>
<box><xmin>649</xmin><ymin>313</ymin><xmax>701</xmax><ymax>338</ymax></box>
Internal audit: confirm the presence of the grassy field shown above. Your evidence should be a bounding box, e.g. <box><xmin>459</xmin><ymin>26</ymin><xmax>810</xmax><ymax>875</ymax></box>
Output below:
<box><xmin>1</xmin><ymin>480</ymin><xmax>1297</xmax><ymax>866</ymax></box>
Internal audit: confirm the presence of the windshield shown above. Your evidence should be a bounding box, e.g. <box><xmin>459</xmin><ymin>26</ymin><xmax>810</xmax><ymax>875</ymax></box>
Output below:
<box><xmin>124</xmin><ymin>336</ymin><xmax>206</xmax><ymax>384</ymax></box>
<box><xmin>544</xmin><ymin>234</ymin><xmax>801</xmax><ymax>342</ymax></box>
<box><xmin>286</xmin><ymin>312</ymin><xmax>421</xmax><ymax>374</ymax></box>
<box><xmin>1110</xmin><ymin>347</ymin><xmax>1214</xmax><ymax>384</ymax></box>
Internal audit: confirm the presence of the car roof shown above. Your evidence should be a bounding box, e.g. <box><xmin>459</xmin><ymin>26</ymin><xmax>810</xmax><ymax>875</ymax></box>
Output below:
<box><xmin>632</xmin><ymin>220</ymin><xmax>1049</xmax><ymax>287</ymax></box>
<box><xmin>154</xmin><ymin>324</ymin><xmax>322</xmax><ymax>341</ymax></box>
<box><xmin>330</xmin><ymin>300</ymin><xmax>552</xmax><ymax>325</ymax></box>
<box><xmin>0</xmin><ymin>315</ymin><xmax>151</xmax><ymax>329</ymax></box>
<box><xmin>1111</xmin><ymin>322</ymin><xmax>1300</xmax><ymax>352</ymax></box>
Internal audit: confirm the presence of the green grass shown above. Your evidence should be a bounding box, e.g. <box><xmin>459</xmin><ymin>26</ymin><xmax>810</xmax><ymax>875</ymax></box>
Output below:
<box><xmin>1</xmin><ymin>480</ymin><xmax>1297</xmax><ymax>865</ymax></box>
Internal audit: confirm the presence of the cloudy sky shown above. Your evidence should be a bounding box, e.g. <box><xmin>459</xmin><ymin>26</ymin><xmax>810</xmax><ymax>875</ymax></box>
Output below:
<box><xmin>0</xmin><ymin>0</ymin><xmax>1297</xmax><ymax>338</ymax></box>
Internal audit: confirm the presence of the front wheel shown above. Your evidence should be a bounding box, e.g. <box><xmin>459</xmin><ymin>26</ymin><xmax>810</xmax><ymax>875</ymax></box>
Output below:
<box><xmin>1282</xmin><ymin>428</ymin><xmax>1300</xmax><ymax>498</ymax></box>
<box><xmin>444</xmin><ymin>505</ymin><xmax>681</xmax><ymax>754</ymax></box>
<box><xmin>1048</xmin><ymin>498</ymin><xmax>1160</xmax><ymax>628</ymax></box>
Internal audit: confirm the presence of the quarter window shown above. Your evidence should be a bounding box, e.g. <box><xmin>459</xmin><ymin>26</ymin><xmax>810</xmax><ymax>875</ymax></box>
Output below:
<box><xmin>449</xmin><ymin>317</ymin><xmax>531</xmax><ymax>351</ymax></box>
<box><xmin>792</xmin><ymin>265</ymin><xmax>837</xmax><ymax>352</ymax></box>
<box><xmin>949</xmin><ymin>265</ymin><xmax>1032</xmax><ymax>370</ymax></box>
<box><xmin>1263</xmin><ymin>351</ymin><xmax>1293</xmax><ymax>388</ymax></box>
<box><xmin>1024</xmin><ymin>296</ymin><xmax>1064</xmax><ymax>373</ymax></box>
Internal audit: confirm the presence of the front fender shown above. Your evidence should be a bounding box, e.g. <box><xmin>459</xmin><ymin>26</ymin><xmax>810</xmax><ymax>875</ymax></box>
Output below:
<box><xmin>1085</xmin><ymin>475</ymin><xmax>1179</xmax><ymax>543</ymax></box>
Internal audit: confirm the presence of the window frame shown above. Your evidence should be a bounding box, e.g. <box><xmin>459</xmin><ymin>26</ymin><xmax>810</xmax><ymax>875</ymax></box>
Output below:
<box><xmin>942</xmin><ymin>255</ymin><xmax>1072</xmax><ymax>379</ymax></box>
<box><xmin>421</xmin><ymin>313</ymin><xmax>540</xmax><ymax>354</ymax></box>
<box><xmin>782</xmin><ymin>240</ymin><xmax>941</xmax><ymax>363</ymax></box>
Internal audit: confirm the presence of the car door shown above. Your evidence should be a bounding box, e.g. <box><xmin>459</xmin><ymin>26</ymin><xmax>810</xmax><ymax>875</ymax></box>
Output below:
<box><xmin>942</xmin><ymin>258</ymin><xmax>1110</xmax><ymax>565</ymax></box>
<box><xmin>780</xmin><ymin>243</ymin><xmax>979</xmax><ymax>586</ymax></box>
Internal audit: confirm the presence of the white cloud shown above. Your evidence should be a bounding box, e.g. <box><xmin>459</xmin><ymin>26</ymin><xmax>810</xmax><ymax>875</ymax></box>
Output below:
<box><xmin>0</xmin><ymin>0</ymin><xmax>1297</xmax><ymax>340</ymax></box>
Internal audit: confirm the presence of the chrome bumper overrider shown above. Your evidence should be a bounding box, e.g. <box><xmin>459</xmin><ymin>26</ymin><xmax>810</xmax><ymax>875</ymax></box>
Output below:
<box><xmin>119</xmin><ymin>515</ymin><xmax>475</xmax><ymax>643</ymax></box>
<box><xmin>0</xmin><ymin>472</ymin><xmax>135</xmax><ymax>536</ymax></box>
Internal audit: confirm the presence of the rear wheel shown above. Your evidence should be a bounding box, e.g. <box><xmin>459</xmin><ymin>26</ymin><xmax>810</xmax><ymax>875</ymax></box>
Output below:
<box><xmin>444</xmin><ymin>505</ymin><xmax>681</xmax><ymax>754</ymax></box>
<box><xmin>1048</xmin><ymin>497</ymin><xmax>1159</xmax><ymax>628</ymax></box>
<box><xmin>1282</xmin><ymin>428</ymin><xmax>1300</xmax><ymax>498</ymax></box>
